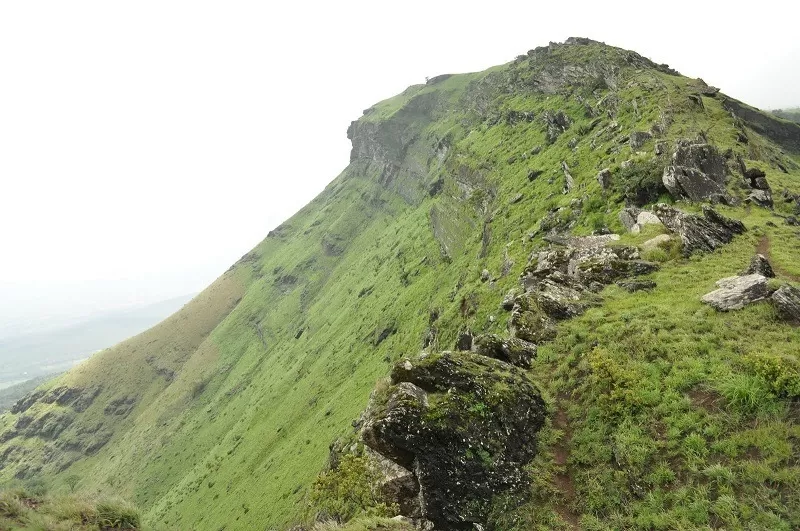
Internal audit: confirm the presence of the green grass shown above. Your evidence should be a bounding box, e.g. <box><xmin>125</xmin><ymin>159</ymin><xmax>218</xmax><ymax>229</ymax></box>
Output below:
<box><xmin>0</xmin><ymin>38</ymin><xmax>799</xmax><ymax>530</ymax></box>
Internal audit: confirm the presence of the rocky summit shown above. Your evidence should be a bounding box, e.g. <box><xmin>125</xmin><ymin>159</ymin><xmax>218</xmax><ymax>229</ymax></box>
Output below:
<box><xmin>2</xmin><ymin>38</ymin><xmax>800</xmax><ymax>531</ymax></box>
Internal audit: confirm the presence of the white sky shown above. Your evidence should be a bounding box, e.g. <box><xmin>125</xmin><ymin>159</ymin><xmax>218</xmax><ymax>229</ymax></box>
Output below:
<box><xmin>1</xmin><ymin>0</ymin><xmax>798</xmax><ymax>335</ymax></box>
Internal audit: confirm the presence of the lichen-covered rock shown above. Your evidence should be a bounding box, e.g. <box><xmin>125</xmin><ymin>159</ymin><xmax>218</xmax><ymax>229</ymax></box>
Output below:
<box><xmin>472</xmin><ymin>334</ymin><xmax>537</xmax><ymax>368</ymax></box>
<box><xmin>653</xmin><ymin>204</ymin><xmax>746</xmax><ymax>255</ymax></box>
<box><xmin>701</xmin><ymin>274</ymin><xmax>768</xmax><ymax>311</ymax></box>
<box><xmin>741</xmin><ymin>254</ymin><xmax>775</xmax><ymax>278</ymax></box>
<box><xmin>574</xmin><ymin>254</ymin><xmax>659</xmax><ymax>285</ymax></box>
<box><xmin>531</xmin><ymin>277</ymin><xmax>589</xmax><ymax>319</ymax></box>
<box><xmin>362</xmin><ymin>352</ymin><xmax>546</xmax><ymax>528</ymax></box>
<box><xmin>508</xmin><ymin>305</ymin><xmax>558</xmax><ymax>343</ymax></box>
<box><xmin>772</xmin><ymin>284</ymin><xmax>800</xmax><ymax>322</ymax></box>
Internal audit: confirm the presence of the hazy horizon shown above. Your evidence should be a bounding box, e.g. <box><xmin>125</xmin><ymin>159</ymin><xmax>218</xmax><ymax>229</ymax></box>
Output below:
<box><xmin>1</xmin><ymin>0</ymin><xmax>799</xmax><ymax>334</ymax></box>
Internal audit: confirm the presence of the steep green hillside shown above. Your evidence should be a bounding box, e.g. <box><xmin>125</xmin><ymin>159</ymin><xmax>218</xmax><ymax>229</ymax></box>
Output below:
<box><xmin>1</xmin><ymin>38</ymin><xmax>800</xmax><ymax>530</ymax></box>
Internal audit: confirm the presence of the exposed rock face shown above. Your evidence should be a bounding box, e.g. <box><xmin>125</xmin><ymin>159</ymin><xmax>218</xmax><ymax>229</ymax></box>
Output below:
<box><xmin>597</xmin><ymin>168</ymin><xmax>612</xmax><ymax>189</ymax></box>
<box><xmin>619</xmin><ymin>207</ymin><xmax>640</xmax><ymax>231</ymax></box>
<box><xmin>742</xmin><ymin>254</ymin><xmax>775</xmax><ymax>278</ymax></box>
<box><xmin>472</xmin><ymin>334</ymin><xmax>537</xmax><ymax>369</ymax></box>
<box><xmin>543</xmin><ymin>110</ymin><xmax>571</xmax><ymax>143</ymax></box>
<box><xmin>630</xmin><ymin>211</ymin><xmax>663</xmax><ymax>234</ymax></box>
<box><xmin>662</xmin><ymin>141</ymin><xmax>730</xmax><ymax>202</ymax></box>
<box><xmin>653</xmin><ymin>204</ymin><xmax>746</xmax><ymax>255</ymax></box>
<box><xmin>630</xmin><ymin>131</ymin><xmax>652</xmax><ymax>150</ymax></box>
<box><xmin>701</xmin><ymin>274</ymin><xmax>768</xmax><ymax>311</ymax></box>
<box><xmin>361</xmin><ymin>352</ymin><xmax>546</xmax><ymax>529</ymax></box>
<box><xmin>772</xmin><ymin>284</ymin><xmax>800</xmax><ymax>321</ymax></box>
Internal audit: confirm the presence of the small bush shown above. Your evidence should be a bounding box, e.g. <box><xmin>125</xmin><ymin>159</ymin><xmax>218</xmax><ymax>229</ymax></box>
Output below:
<box><xmin>742</xmin><ymin>352</ymin><xmax>800</xmax><ymax>398</ymax></box>
<box><xmin>311</xmin><ymin>453</ymin><xmax>397</xmax><ymax>522</ymax></box>
<box><xmin>614</xmin><ymin>158</ymin><xmax>667</xmax><ymax>206</ymax></box>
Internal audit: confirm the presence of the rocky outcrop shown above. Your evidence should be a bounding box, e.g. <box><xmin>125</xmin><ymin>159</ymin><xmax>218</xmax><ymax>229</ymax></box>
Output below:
<box><xmin>701</xmin><ymin>274</ymin><xmax>768</xmax><ymax>311</ymax></box>
<box><xmin>772</xmin><ymin>284</ymin><xmax>800</xmax><ymax>322</ymax></box>
<box><xmin>662</xmin><ymin>141</ymin><xmax>730</xmax><ymax>202</ymax></box>
<box><xmin>597</xmin><ymin>168</ymin><xmax>612</xmax><ymax>189</ymax></box>
<box><xmin>472</xmin><ymin>334</ymin><xmax>537</xmax><ymax>369</ymax></box>
<box><xmin>653</xmin><ymin>204</ymin><xmax>746</xmax><ymax>255</ymax></box>
<box><xmin>741</xmin><ymin>254</ymin><xmax>775</xmax><ymax>278</ymax></box>
<box><xmin>617</xmin><ymin>279</ymin><xmax>656</xmax><ymax>292</ymax></box>
<box><xmin>543</xmin><ymin>110</ymin><xmax>571</xmax><ymax>143</ymax></box>
<box><xmin>630</xmin><ymin>131</ymin><xmax>652</xmax><ymax>150</ymax></box>
<box><xmin>361</xmin><ymin>352</ymin><xmax>546</xmax><ymax>529</ymax></box>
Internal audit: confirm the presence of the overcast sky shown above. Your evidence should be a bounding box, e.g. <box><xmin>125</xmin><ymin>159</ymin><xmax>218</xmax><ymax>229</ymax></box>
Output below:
<box><xmin>1</xmin><ymin>1</ymin><xmax>798</xmax><ymax>336</ymax></box>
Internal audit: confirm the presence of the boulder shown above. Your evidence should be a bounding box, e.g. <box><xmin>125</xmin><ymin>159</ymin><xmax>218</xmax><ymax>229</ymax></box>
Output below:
<box><xmin>701</xmin><ymin>274</ymin><xmax>768</xmax><ymax>311</ymax></box>
<box><xmin>641</xmin><ymin>234</ymin><xmax>672</xmax><ymax>251</ymax></box>
<box><xmin>617</xmin><ymin>279</ymin><xmax>657</xmax><ymax>292</ymax></box>
<box><xmin>653</xmin><ymin>204</ymin><xmax>746</xmax><ymax>255</ymax></box>
<box><xmin>574</xmin><ymin>254</ymin><xmax>659</xmax><ymax>285</ymax></box>
<box><xmin>631</xmin><ymin>211</ymin><xmax>663</xmax><ymax>233</ymax></box>
<box><xmin>662</xmin><ymin>141</ymin><xmax>730</xmax><ymax>202</ymax></box>
<box><xmin>630</xmin><ymin>131</ymin><xmax>652</xmax><ymax>150</ymax></box>
<box><xmin>747</xmin><ymin>189</ymin><xmax>773</xmax><ymax>208</ymax></box>
<box><xmin>561</xmin><ymin>161</ymin><xmax>574</xmax><ymax>193</ymax></box>
<box><xmin>362</xmin><ymin>352</ymin><xmax>546</xmax><ymax>528</ymax></box>
<box><xmin>472</xmin><ymin>334</ymin><xmax>537</xmax><ymax>368</ymax></box>
<box><xmin>365</xmin><ymin>448</ymin><xmax>421</xmax><ymax>517</ymax></box>
<box><xmin>663</xmin><ymin>165</ymin><xmax>728</xmax><ymax>202</ymax></box>
<box><xmin>455</xmin><ymin>330</ymin><xmax>473</xmax><ymax>351</ymax></box>
<box><xmin>531</xmin><ymin>277</ymin><xmax>589</xmax><ymax>319</ymax></box>
<box><xmin>772</xmin><ymin>284</ymin><xmax>800</xmax><ymax>322</ymax></box>
<box><xmin>741</xmin><ymin>254</ymin><xmax>775</xmax><ymax>278</ymax></box>
<box><xmin>619</xmin><ymin>207</ymin><xmax>641</xmax><ymax>231</ymax></box>
<box><xmin>597</xmin><ymin>168</ymin><xmax>612</xmax><ymax>189</ymax></box>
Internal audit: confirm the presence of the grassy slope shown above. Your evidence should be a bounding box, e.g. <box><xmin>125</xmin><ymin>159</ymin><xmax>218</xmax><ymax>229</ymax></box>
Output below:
<box><xmin>0</xmin><ymin>40</ymin><xmax>799</xmax><ymax>530</ymax></box>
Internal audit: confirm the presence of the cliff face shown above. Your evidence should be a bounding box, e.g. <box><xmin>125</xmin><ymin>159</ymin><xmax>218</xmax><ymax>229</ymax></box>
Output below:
<box><xmin>2</xmin><ymin>38</ymin><xmax>800</xmax><ymax>530</ymax></box>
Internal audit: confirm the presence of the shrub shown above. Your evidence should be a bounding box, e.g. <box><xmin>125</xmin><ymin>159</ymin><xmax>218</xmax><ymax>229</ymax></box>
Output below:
<box><xmin>742</xmin><ymin>352</ymin><xmax>800</xmax><ymax>398</ymax></box>
<box><xmin>614</xmin><ymin>158</ymin><xmax>667</xmax><ymax>206</ymax></box>
<box><xmin>311</xmin><ymin>453</ymin><xmax>397</xmax><ymax>522</ymax></box>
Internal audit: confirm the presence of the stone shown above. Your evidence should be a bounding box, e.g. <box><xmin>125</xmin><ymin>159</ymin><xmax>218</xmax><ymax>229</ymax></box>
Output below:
<box><xmin>617</xmin><ymin>279</ymin><xmax>656</xmax><ymax>292</ymax></box>
<box><xmin>509</xmin><ymin>193</ymin><xmax>523</xmax><ymax>204</ymax></box>
<box><xmin>747</xmin><ymin>189</ymin><xmax>773</xmax><ymax>208</ymax></box>
<box><xmin>772</xmin><ymin>284</ymin><xmax>800</xmax><ymax>322</ymax></box>
<box><xmin>741</xmin><ymin>254</ymin><xmax>775</xmax><ymax>278</ymax></box>
<box><xmin>597</xmin><ymin>168</ymin><xmax>612</xmax><ymax>189</ymax></box>
<box><xmin>528</xmin><ymin>169</ymin><xmax>544</xmax><ymax>181</ymax></box>
<box><xmin>480</xmin><ymin>269</ymin><xmax>491</xmax><ymax>282</ymax></box>
<box><xmin>362</xmin><ymin>352</ymin><xmax>546</xmax><ymax>528</ymax></box>
<box><xmin>561</xmin><ymin>161</ymin><xmax>574</xmax><ymax>193</ymax></box>
<box><xmin>653</xmin><ymin>204</ymin><xmax>746</xmax><ymax>255</ymax></box>
<box><xmin>365</xmin><ymin>448</ymin><xmax>421</xmax><ymax>517</ymax></box>
<box><xmin>531</xmin><ymin>277</ymin><xmax>589</xmax><ymax>319</ymax></box>
<box><xmin>473</xmin><ymin>334</ymin><xmax>537</xmax><ymax>369</ymax></box>
<box><xmin>701</xmin><ymin>274</ymin><xmax>768</xmax><ymax>311</ymax></box>
<box><xmin>574</xmin><ymin>255</ymin><xmax>659</xmax><ymax>285</ymax></box>
<box><xmin>619</xmin><ymin>207</ymin><xmax>641</xmax><ymax>231</ymax></box>
<box><xmin>455</xmin><ymin>330</ymin><xmax>473</xmax><ymax>351</ymax></box>
<box><xmin>500</xmin><ymin>290</ymin><xmax>518</xmax><ymax>311</ymax></box>
<box><xmin>641</xmin><ymin>234</ymin><xmax>672</xmax><ymax>251</ymax></box>
<box><xmin>509</xmin><ymin>305</ymin><xmax>558</xmax><ymax>343</ymax></box>
<box><xmin>630</xmin><ymin>131</ymin><xmax>652</xmax><ymax>150</ymax></box>
<box><xmin>655</xmin><ymin>141</ymin><xmax>667</xmax><ymax>156</ymax></box>
<box><xmin>631</xmin><ymin>211</ymin><xmax>663</xmax><ymax>233</ymax></box>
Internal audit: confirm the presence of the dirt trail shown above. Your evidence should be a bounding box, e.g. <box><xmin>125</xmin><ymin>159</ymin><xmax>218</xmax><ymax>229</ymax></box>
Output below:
<box><xmin>757</xmin><ymin>236</ymin><xmax>800</xmax><ymax>282</ymax></box>
<box><xmin>552</xmin><ymin>393</ymin><xmax>579</xmax><ymax>529</ymax></box>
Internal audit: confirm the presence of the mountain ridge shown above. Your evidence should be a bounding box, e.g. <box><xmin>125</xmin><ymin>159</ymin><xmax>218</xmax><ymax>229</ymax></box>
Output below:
<box><xmin>1</xmin><ymin>37</ymin><xmax>799</xmax><ymax>530</ymax></box>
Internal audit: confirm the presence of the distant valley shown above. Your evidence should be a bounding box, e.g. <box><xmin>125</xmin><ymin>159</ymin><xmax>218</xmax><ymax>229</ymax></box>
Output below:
<box><xmin>0</xmin><ymin>294</ymin><xmax>194</xmax><ymax>400</ymax></box>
